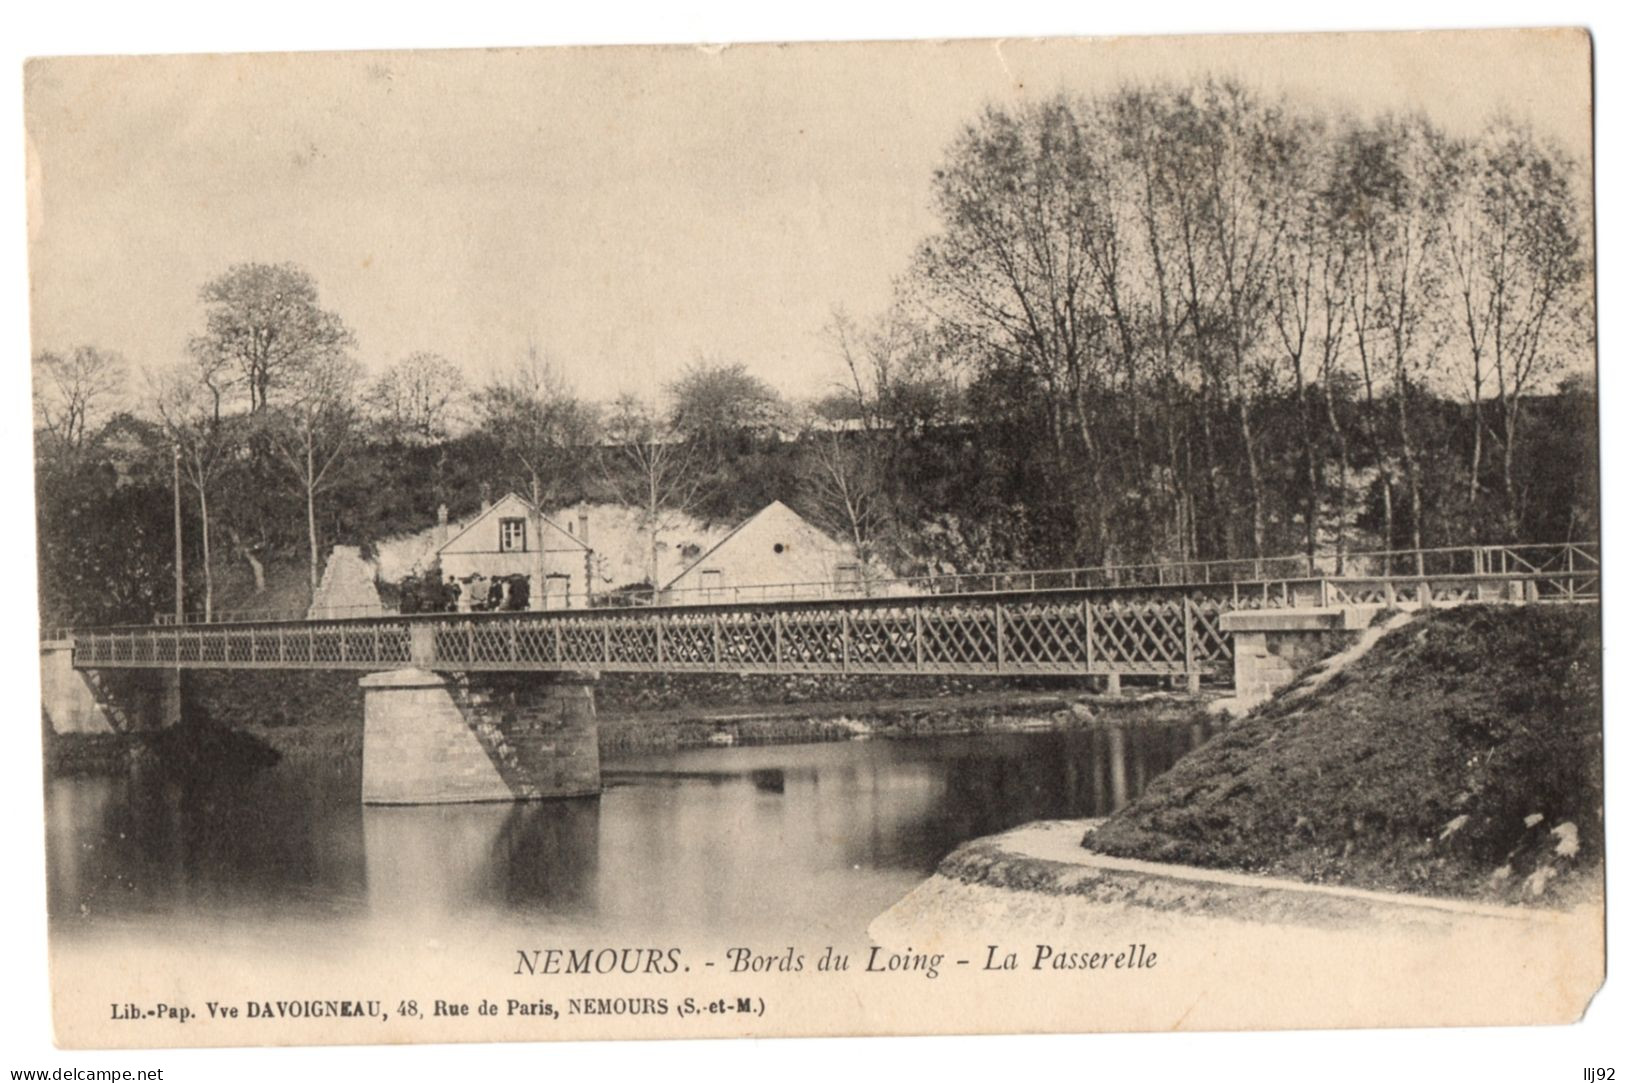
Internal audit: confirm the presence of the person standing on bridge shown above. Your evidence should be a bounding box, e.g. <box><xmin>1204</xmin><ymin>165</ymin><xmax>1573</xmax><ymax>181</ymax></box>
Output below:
<box><xmin>507</xmin><ymin>575</ymin><xmax>529</xmax><ymax>611</ymax></box>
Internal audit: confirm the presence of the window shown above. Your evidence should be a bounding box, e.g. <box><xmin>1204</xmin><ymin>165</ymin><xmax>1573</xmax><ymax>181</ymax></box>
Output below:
<box><xmin>834</xmin><ymin>563</ymin><xmax>861</xmax><ymax>594</ymax></box>
<box><xmin>499</xmin><ymin>517</ymin><xmax>526</xmax><ymax>552</ymax></box>
<box><xmin>700</xmin><ymin>569</ymin><xmax>724</xmax><ymax>599</ymax></box>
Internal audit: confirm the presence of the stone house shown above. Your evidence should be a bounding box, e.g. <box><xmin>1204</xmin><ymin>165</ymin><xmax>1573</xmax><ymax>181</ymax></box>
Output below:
<box><xmin>436</xmin><ymin>492</ymin><xmax>594</xmax><ymax>609</ymax></box>
<box><xmin>660</xmin><ymin>500</ymin><xmax>890</xmax><ymax>603</ymax></box>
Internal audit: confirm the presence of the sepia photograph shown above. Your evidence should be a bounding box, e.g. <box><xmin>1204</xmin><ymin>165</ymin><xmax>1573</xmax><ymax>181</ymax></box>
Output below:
<box><xmin>7</xmin><ymin>8</ymin><xmax>1614</xmax><ymax>1076</ymax></box>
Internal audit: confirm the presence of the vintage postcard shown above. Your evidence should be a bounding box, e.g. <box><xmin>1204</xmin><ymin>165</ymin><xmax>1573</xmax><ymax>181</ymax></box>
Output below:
<box><xmin>23</xmin><ymin>27</ymin><xmax>1601</xmax><ymax>1051</ymax></box>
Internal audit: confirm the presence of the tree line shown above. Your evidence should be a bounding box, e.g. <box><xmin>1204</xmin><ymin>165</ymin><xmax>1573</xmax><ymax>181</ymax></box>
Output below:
<box><xmin>838</xmin><ymin>79</ymin><xmax>1593</xmax><ymax>573</ymax></box>
<box><xmin>30</xmin><ymin>263</ymin><xmax>851</xmax><ymax>627</ymax></box>
<box><xmin>31</xmin><ymin>77</ymin><xmax>1596</xmax><ymax>630</ymax></box>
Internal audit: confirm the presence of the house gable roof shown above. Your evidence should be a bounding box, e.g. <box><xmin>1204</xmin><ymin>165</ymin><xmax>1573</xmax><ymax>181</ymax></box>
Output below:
<box><xmin>436</xmin><ymin>491</ymin><xmax>589</xmax><ymax>556</ymax></box>
<box><xmin>662</xmin><ymin>500</ymin><xmax>846</xmax><ymax>590</ymax></box>
<box><xmin>661</xmin><ymin>502</ymin><xmax>777</xmax><ymax>590</ymax></box>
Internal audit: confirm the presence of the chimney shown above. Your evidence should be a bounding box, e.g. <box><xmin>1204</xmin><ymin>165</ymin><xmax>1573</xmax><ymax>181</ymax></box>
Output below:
<box><xmin>436</xmin><ymin>503</ymin><xmax>449</xmax><ymax>547</ymax></box>
<box><xmin>577</xmin><ymin>506</ymin><xmax>591</xmax><ymax>548</ymax></box>
<box><xmin>479</xmin><ymin>481</ymin><xmax>492</xmax><ymax>514</ymax></box>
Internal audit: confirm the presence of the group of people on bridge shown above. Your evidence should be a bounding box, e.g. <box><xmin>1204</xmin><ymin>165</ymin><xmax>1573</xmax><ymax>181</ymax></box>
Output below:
<box><xmin>397</xmin><ymin>570</ymin><xmax>531</xmax><ymax>615</ymax></box>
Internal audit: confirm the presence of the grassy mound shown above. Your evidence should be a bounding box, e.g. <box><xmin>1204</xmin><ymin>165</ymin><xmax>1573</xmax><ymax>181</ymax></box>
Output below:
<box><xmin>1085</xmin><ymin>604</ymin><xmax>1601</xmax><ymax>906</ymax></box>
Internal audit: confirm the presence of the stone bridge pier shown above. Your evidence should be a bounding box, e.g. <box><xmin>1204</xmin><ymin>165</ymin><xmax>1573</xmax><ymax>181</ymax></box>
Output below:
<box><xmin>359</xmin><ymin>669</ymin><xmax>601</xmax><ymax>805</ymax></box>
<box><xmin>40</xmin><ymin>639</ymin><xmax>181</xmax><ymax>733</ymax></box>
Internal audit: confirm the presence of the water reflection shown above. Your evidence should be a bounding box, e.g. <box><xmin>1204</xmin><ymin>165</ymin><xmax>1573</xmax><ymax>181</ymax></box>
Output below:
<box><xmin>47</xmin><ymin>764</ymin><xmax>366</xmax><ymax>923</ymax></box>
<box><xmin>362</xmin><ymin>799</ymin><xmax>602</xmax><ymax>922</ymax></box>
<box><xmin>48</xmin><ymin>721</ymin><xmax>1215</xmax><ymax>940</ymax></box>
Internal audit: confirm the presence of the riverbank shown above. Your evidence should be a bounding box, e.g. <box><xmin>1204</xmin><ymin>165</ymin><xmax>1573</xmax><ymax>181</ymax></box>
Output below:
<box><xmin>596</xmin><ymin>689</ymin><xmax>1204</xmax><ymax>752</ymax></box>
<box><xmin>1085</xmin><ymin>604</ymin><xmax>1601</xmax><ymax>907</ymax></box>
<box><xmin>885</xmin><ymin>819</ymin><xmax>1596</xmax><ymax>931</ymax></box>
<box><xmin>44</xmin><ymin>721</ymin><xmax>282</xmax><ymax>780</ymax></box>
<box><xmin>45</xmin><ymin>687</ymin><xmax>1212</xmax><ymax>774</ymax></box>
<box><xmin>870</xmin><ymin>601</ymin><xmax>1603</xmax><ymax>963</ymax></box>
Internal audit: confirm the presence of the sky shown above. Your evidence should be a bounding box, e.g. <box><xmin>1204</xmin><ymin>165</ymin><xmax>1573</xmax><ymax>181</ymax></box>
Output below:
<box><xmin>25</xmin><ymin>30</ymin><xmax>1593</xmax><ymax>405</ymax></box>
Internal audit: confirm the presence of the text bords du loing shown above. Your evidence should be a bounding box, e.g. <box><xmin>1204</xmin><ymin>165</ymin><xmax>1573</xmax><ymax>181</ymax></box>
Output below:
<box><xmin>513</xmin><ymin>944</ymin><xmax>1157</xmax><ymax>980</ymax></box>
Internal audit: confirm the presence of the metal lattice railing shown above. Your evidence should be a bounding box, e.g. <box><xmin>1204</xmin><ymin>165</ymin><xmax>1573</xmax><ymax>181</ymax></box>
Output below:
<box><xmin>61</xmin><ymin>565</ymin><xmax>1598</xmax><ymax>678</ymax></box>
<box><xmin>70</xmin><ymin>584</ymin><xmax>1241</xmax><ymax>678</ymax></box>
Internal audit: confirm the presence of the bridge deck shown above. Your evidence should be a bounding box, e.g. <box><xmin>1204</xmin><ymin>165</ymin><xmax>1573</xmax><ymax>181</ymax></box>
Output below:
<box><xmin>63</xmin><ymin>569</ymin><xmax>1597</xmax><ymax>679</ymax></box>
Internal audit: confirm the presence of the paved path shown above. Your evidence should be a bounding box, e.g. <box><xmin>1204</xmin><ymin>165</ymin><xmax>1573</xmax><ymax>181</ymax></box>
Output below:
<box><xmin>870</xmin><ymin>818</ymin><xmax>1603</xmax><ymax>1030</ymax></box>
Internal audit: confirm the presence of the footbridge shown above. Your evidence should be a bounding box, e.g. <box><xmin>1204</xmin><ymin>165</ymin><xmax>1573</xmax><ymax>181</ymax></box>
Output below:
<box><xmin>43</xmin><ymin>542</ymin><xmax>1597</xmax><ymax>806</ymax></box>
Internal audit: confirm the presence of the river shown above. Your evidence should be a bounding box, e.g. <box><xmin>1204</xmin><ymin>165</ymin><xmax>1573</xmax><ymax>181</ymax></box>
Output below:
<box><xmin>47</xmin><ymin>723</ymin><xmax>1214</xmax><ymax>946</ymax></box>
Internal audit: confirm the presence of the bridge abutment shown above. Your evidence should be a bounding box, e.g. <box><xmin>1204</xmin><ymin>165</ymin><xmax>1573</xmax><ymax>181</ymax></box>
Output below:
<box><xmin>41</xmin><ymin>640</ymin><xmax>181</xmax><ymax>733</ymax></box>
<box><xmin>360</xmin><ymin>668</ymin><xmax>601</xmax><ymax>805</ymax></box>
<box><xmin>1220</xmin><ymin>608</ymin><xmax>1368</xmax><ymax>707</ymax></box>
<box><xmin>41</xmin><ymin>641</ymin><xmax>115</xmax><ymax>734</ymax></box>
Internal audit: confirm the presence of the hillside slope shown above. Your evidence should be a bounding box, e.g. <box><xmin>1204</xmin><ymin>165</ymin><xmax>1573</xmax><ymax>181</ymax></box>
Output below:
<box><xmin>1085</xmin><ymin>604</ymin><xmax>1602</xmax><ymax>906</ymax></box>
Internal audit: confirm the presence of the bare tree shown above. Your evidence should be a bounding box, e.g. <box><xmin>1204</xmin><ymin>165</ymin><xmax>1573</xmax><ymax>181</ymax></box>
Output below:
<box><xmin>1438</xmin><ymin>132</ymin><xmax>1493</xmax><ymax>521</ymax></box>
<box><xmin>1331</xmin><ymin>114</ymin><xmax>1453</xmax><ymax>557</ymax></box>
<box><xmin>803</xmin><ymin>418</ymin><xmax>886</xmax><ymax>581</ymax></box>
<box><xmin>32</xmin><ymin>345</ymin><xmax>127</xmax><ymax>455</ymax></box>
<box><xmin>1310</xmin><ymin>215</ymin><xmax>1357</xmax><ymax>570</ymax></box>
<box><xmin>1113</xmin><ymin>87</ymin><xmax>1201</xmax><ymax>561</ymax></box>
<box><xmin>150</xmin><ymin>360</ymin><xmax>237</xmax><ymax>619</ymax></box>
<box><xmin>1271</xmin><ymin>108</ymin><xmax>1348</xmax><ymax>567</ymax></box>
<box><xmin>1164</xmin><ymin>81</ymin><xmax>1298</xmax><ymax>567</ymax></box>
<box><xmin>266</xmin><ymin>349</ymin><xmax>363</xmax><ymax>594</ymax></box>
<box><xmin>601</xmin><ymin>393</ymin><xmax>702</xmax><ymax>596</ymax></box>
<box><xmin>816</xmin><ymin>307</ymin><xmax>935</xmax><ymax>572</ymax></box>
<box><xmin>368</xmin><ymin>351</ymin><xmax>468</xmax><ymax>444</ymax></box>
<box><xmin>1449</xmin><ymin>120</ymin><xmax>1588</xmax><ymax>537</ymax></box>
<box><xmin>909</xmin><ymin>96</ymin><xmax>1132</xmax><ymax>564</ymax></box>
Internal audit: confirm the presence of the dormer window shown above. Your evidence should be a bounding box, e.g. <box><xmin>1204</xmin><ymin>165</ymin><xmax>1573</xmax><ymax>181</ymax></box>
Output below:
<box><xmin>499</xmin><ymin>517</ymin><xmax>527</xmax><ymax>552</ymax></box>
